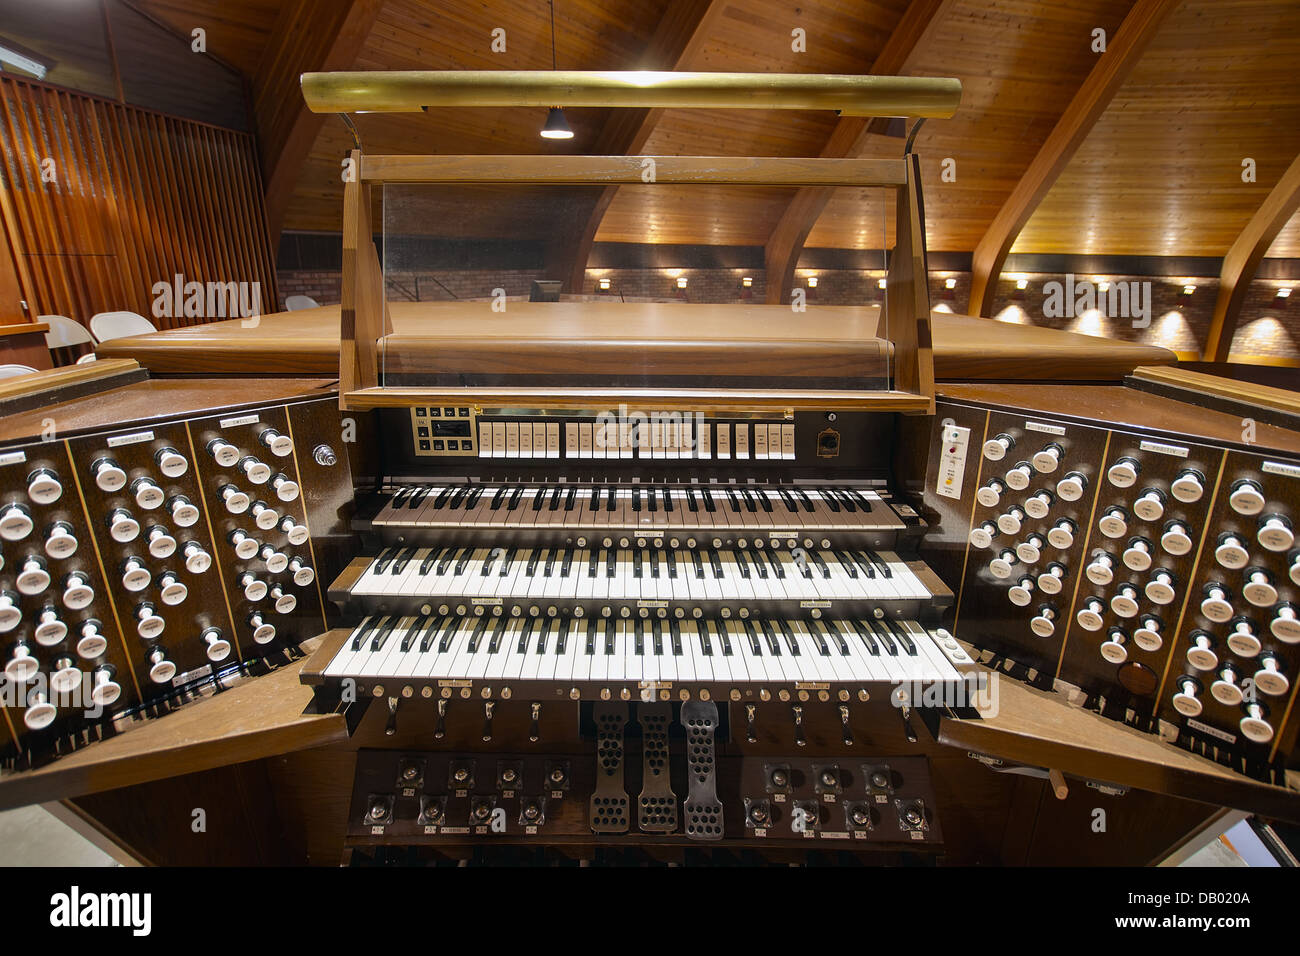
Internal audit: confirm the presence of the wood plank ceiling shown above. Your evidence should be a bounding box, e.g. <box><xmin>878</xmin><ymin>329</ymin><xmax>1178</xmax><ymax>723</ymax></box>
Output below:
<box><xmin>131</xmin><ymin>0</ymin><xmax>1300</xmax><ymax>264</ymax></box>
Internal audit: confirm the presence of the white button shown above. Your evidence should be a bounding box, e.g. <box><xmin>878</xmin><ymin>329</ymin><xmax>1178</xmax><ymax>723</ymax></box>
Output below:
<box><xmin>33</xmin><ymin>610</ymin><xmax>67</xmax><ymax>646</ymax></box>
<box><xmin>1055</xmin><ymin>473</ymin><xmax>1086</xmax><ymax>501</ymax></box>
<box><xmin>44</xmin><ymin>525</ymin><xmax>78</xmax><ymax>559</ymax></box>
<box><xmin>1271</xmin><ymin>606</ymin><xmax>1300</xmax><ymax>643</ymax></box>
<box><xmin>1086</xmin><ymin>555</ymin><xmax>1114</xmax><ymax>586</ymax></box>
<box><xmin>989</xmin><ymin>552</ymin><xmax>1016</xmax><ymax>579</ymax></box>
<box><xmin>262</xmin><ymin>548</ymin><xmax>289</xmax><ymax>573</ymax></box>
<box><xmin>134</xmin><ymin>480</ymin><xmax>164</xmax><ymax>510</ymax></box>
<box><xmin>203</xmin><ymin>628</ymin><xmax>232</xmax><ymax>662</ymax></box>
<box><xmin>1228</xmin><ymin>481</ymin><xmax>1265</xmax><ymax>516</ymax></box>
<box><xmin>273</xmin><ymin>476</ymin><xmax>300</xmax><ymax>502</ymax></box>
<box><xmin>1122</xmin><ymin>540</ymin><xmax>1152</xmax><ymax>571</ymax></box>
<box><xmin>976</xmin><ymin>483</ymin><xmax>1002</xmax><ymax>508</ymax></box>
<box><xmin>232</xmin><ymin>533</ymin><xmax>259</xmax><ymax>559</ymax></box>
<box><xmin>222</xmin><ymin>487</ymin><xmax>250</xmax><ymax>513</ymax></box>
<box><xmin>121</xmin><ymin>560</ymin><xmax>151</xmax><ymax>592</ymax></box>
<box><xmin>1258</xmin><ymin>516</ymin><xmax>1294</xmax><ymax>552</ymax></box>
<box><xmin>284</xmin><ymin>521</ymin><xmax>309</xmax><ymax>546</ymax></box>
<box><xmin>1225</xmin><ymin>623</ymin><xmax>1261</xmax><ymax>658</ymax></box>
<box><xmin>1200</xmin><ymin>588</ymin><xmax>1233</xmax><ymax>623</ymax></box>
<box><xmin>1242</xmin><ymin>571</ymin><xmax>1277</xmax><ymax>607</ymax></box>
<box><xmin>1030</xmin><ymin>611</ymin><xmax>1056</xmax><ymax>637</ymax></box>
<box><xmin>1211</xmin><ymin>671</ymin><xmax>1244</xmax><ymax>706</ymax></box>
<box><xmin>148</xmin><ymin>654</ymin><xmax>176</xmax><ymax>684</ymax></box>
<box><xmin>1047</xmin><ymin>521</ymin><xmax>1075</xmax><ymax>549</ymax></box>
<box><xmin>1215</xmin><ymin>536</ymin><xmax>1249</xmax><ymax>569</ymax></box>
<box><xmin>5</xmin><ymin>645</ymin><xmax>38</xmax><ymax>682</ymax></box>
<box><xmin>969</xmin><ymin>523</ymin><xmax>995</xmax><ymax>549</ymax></box>
<box><xmin>1133</xmin><ymin>491</ymin><xmax>1164</xmax><ymax>522</ymax></box>
<box><xmin>1008</xmin><ymin>579</ymin><xmax>1033</xmax><ymax>606</ymax></box>
<box><xmin>1111</xmin><ymin>587</ymin><xmax>1139</xmax><ymax>618</ymax></box>
<box><xmin>996</xmin><ymin>509</ymin><xmax>1024</xmax><ymax>535</ymax></box>
<box><xmin>1291</xmin><ymin>554</ymin><xmax>1300</xmax><ymax>586</ymax></box>
<box><xmin>157</xmin><ymin>448</ymin><xmax>188</xmax><ymax>477</ymax></box>
<box><xmin>137</xmin><ymin>610</ymin><xmax>165</xmax><ymax>641</ymax></box>
<box><xmin>17</xmin><ymin>558</ymin><xmax>50</xmax><ymax>595</ymax></box>
<box><xmin>272</xmin><ymin>588</ymin><xmax>297</xmax><ymax>614</ymax></box>
<box><xmin>23</xmin><ymin>698</ymin><xmax>56</xmax><ymax>730</ymax></box>
<box><xmin>1024</xmin><ymin>493</ymin><xmax>1052</xmax><ymax>520</ymax></box>
<box><xmin>27</xmin><ymin>470</ymin><xmax>62</xmax><ymax>504</ymax></box>
<box><xmin>1076</xmin><ymin>601</ymin><xmax>1104</xmax><ymax>631</ymax></box>
<box><xmin>91</xmin><ymin>671</ymin><xmax>121</xmax><ymax>706</ymax></box>
<box><xmin>0</xmin><ymin>596</ymin><xmax>22</xmax><ymax>633</ymax></box>
<box><xmin>1134</xmin><ymin>619</ymin><xmax>1163</xmax><ymax>651</ymax></box>
<box><xmin>77</xmin><ymin>624</ymin><xmax>108</xmax><ymax>659</ymax></box>
<box><xmin>1031</xmin><ymin>446</ymin><xmax>1061</xmax><ymax>473</ymax></box>
<box><xmin>171</xmin><ymin>499</ymin><xmax>201</xmax><ymax>527</ymax></box>
<box><xmin>62</xmin><ymin>576</ymin><xmax>94</xmax><ymax>610</ymax></box>
<box><xmin>209</xmin><ymin>440</ymin><xmax>240</xmax><ymax>467</ymax></box>
<box><xmin>1254</xmin><ymin>658</ymin><xmax>1289</xmax><ymax>697</ymax></box>
<box><xmin>1240</xmin><ymin>713</ymin><xmax>1274</xmax><ymax>744</ymax></box>
<box><xmin>1098</xmin><ymin>510</ymin><xmax>1127</xmax><ymax>538</ymax></box>
<box><xmin>291</xmin><ymin>562</ymin><xmax>315</xmax><ymax>586</ymax></box>
<box><xmin>261</xmin><ymin>429</ymin><xmax>294</xmax><ymax>457</ymax></box>
<box><xmin>1004</xmin><ymin>465</ymin><xmax>1032</xmax><ymax>491</ymax></box>
<box><xmin>93</xmin><ymin>459</ymin><xmax>126</xmax><ymax>492</ymax></box>
<box><xmin>1187</xmin><ymin>636</ymin><xmax>1217</xmax><ymax>671</ymax></box>
<box><xmin>1160</xmin><ymin>524</ymin><xmax>1192</xmax><ymax>556</ymax></box>
<box><xmin>253</xmin><ymin>504</ymin><xmax>280</xmax><ymax>531</ymax></box>
<box><xmin>50</xmin><ymin>661</ymin><xmax>81</xmax><ymax>695</ymax></box>
<box><xmin>0</xmin><ymin>505</ymin><xmax>34</xmax><ymax>541</ymax></box>
<box><xmin>983</xmin><ymin>435</ymin><xmax>1012</xmax><ymax>461</ymax></box>
<box><xmin>1172</xmin><ymin>682</ymin><xmax>1202</xmax><ymax>717</ymax></box>
<box><xmin>108</xmin><ymin>511</ymin><xmax>140</xmax><ymax>543</ymax></box>
<box><xmin>1099</xmin><ymin>634</ymin><xmax>1127</xmax><ymax>663</ymax></box>
<box><xmin>1107</xmin><ymin>458</ymin><xmax>1139</xmax><ymax>488</ymax></box>
<box><xmin>147</xmin><ymin>527</ymin><xmax>177</xmax><ymax>559</ymax></box>
<box><xmin>1016</xmin><ymin>538</ymin><xmax>1043</xmax><ymax>564</ymax></box>
<box><xmin>1037</xmin><ymin>567</ymin><xmax>1065</xmax><ymax>594</ymax></box>
<box><xmin>1170</xmin><ymin>471</ymin><xmax>1203</xmax><ymax>502</ymax></box>
<box><xmin>242</xmin><ymin>458</ymin><xmax>272</xmax><ymax>484</ymax></box>
<box><xmin>1145</xmin><ymin>572</ymin><xmax>1176</xmax><ymax>605</ymax></box>
<box><xmin>159</xmin><ymin>574</ymin><xmax>188</xmax><ymax>606</ymax></box>
<box><xmin>250</xmin><ymin>614</ymin><xmax>276</xmax><ymax>644</ymax></box>
<box><xmin>184</xmin><ymin>544</ymin><xmax>212</xmax><ymax>574</ymax></box>
<box><xmin>241</xmin><ymin>575</ymin><xmax>268</xmax><ymax>601</ymax></box>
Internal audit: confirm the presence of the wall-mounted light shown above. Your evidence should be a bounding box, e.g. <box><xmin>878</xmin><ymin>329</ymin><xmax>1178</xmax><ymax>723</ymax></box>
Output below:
<box><xmin>877</xmin><ymin>278</ymin><xmax>887</xmax><ymax>290</ymax></box>
<box><xmin>741</xmin><ymin>276</ymin><xmax>753</xmax><ymax>288</ymax></box>
<box><xmin>1097</xmin><ymin>280</ymin><xmax>1110</xmax><ymax>293</ymax></box>
<box><xmin>0</xmin><ymin>40</ymin><xmax>53</xmax><ymax>80</ymax></box>
<box><xmin>1015</xmin><ymin>277</ymin><xmax>1029</xmax><ymax>291</ymax></box>
<box><xmin>1277</xmin><ymin>287</ymin><xmax>1292</xmax><ymax>299</ymax></box>
<box><xmin>806</xmin><ymin>275</ymin><xmax>818</xmax><ymax>288</ymax></box>
<box><xmin>676</xmin><ymin>276</ymin><xmax>688</xmax><ymax>289</ymax></box>
<box><xmin>598</xmin><ymin>277</ymin><xmax>610</xmax><ymax>291</ymax></box>
<box><xmin>944</xmin><ymin>277</ymin><xmax>957</xmax><ymax>290</ymax></box>
<box><xmin>1182</xmin><ymin>284</ymin><xmax>1196</xmax><ymax>296</ymax></box>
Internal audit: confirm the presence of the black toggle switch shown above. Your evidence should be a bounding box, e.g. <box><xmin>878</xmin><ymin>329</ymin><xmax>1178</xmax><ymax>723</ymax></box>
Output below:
<box><xmin>530</xmin><ymin>702</ymin><xmax>541</xmax><ymax>743</ymax></box>
<box><xmin>791</xmin><ymin>703</ymin><xmax>807</xmax><ymax>747</ymax></box>
<box><xmin>839</xmin><ymin>704</ymin><xmax>854</xmax><ymax>746</ymax></box>
<box><xmin>435</xmin><ymin>698</ymin><xmax>448</xmax><ymax>740</ymax></box>
<box><xmin>745</xmin><ymin>702</ymin><xmax>757</xmax><ymax>743</ymax></box>
<box><xmin>481</xmin><ymin>700</ymin><xmax>495</xmax><ymax>742</ymax></box>
<box><xmin>384</xmin><ymin>696</ymin><xmax>399</xmax><ymax>736</ymax></box>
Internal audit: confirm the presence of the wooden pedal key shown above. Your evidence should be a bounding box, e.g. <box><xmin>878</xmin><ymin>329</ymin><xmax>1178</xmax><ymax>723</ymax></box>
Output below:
<box><xmin>589</xmin><ymin>701</ymin><xmax>630</xmax><ymax>834</ymax></box>
<box><xmin>681</xmin><ymin>700</ymin><xmax>724</xmax><ymax>841</ymax></box>
<box><xmin>637</xmin><ymin>703</ymin><xmax>678</xmax><ymax>832</ymax></box>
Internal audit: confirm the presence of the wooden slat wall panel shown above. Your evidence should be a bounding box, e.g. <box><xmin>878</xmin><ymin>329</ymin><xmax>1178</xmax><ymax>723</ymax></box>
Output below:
<box><xmin>0</xmin><ymin>75</ymin><xmax>277</xmax><ymax>331</ymax></box>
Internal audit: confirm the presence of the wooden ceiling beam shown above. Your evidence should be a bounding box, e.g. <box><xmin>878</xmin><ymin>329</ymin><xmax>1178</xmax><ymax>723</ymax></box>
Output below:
<box><xmin>254</xmin><ymin>0</ymin><xmax>385</xmax><ymax>246</ymax></box>
<box><xmin>761</xmin><ymin>0</ymin><xmax>954</xmax><ymax>305</ymax></box>
<box><xmin>545</xmin><ymin>0</ymin><xmax>726</xmax><ymax>292</ymax></box>
<box><xmin>1202</xmin><ymin>152</ymin><xmax>1300</xmax><ymax>362</ymax></box>
<box><xmin>965</xmin><ymin>0</ymin><xmax>1181</xmax><ymax>317</ymax></box>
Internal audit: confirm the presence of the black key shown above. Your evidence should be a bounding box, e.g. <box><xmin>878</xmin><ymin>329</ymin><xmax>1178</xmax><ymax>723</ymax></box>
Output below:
<box><xmin>526</xmin><ymin>549</ymin><xmax>542</xmax><ymax>576</ymax></box>
<box><xmin>481</xmin><ymin>550</ymin><xmax>497</xmax><ymax>575</ymax></box>
<box><xmin>847</xmin><ymin>488</ymin><xmax>872</xmax><ymax>512</ymax></box>
<box><xmin>448</xmin><ymin>485</ymin><xmax>469</xmax><ymax>509</ymax></box>
<box><xmin>535</xmin><ymin>617</ymin><xmax>552</xmax><ymax>654</ymax></box>
<box><xmin>436</xmin><ymin>617</ymin><xmax>460</xmax><ymax>653</ymax></box>
<box><xmin>633</xmin><ymin>549</ymin><xmax>643</xmax><ymax>578</ymax></box>
<box><xmin>350</xmin><ymin>615</ymin><xmax>381</xmax><ymax>651</ymax></box>
<box><xmin>555</xmin><ymin>617</ymin><xmax>569</xmax><ymax>654</ymax></box>
<box><xmin>507</xmin><ymin>486</ymin><xmax>525</xmax><ymax>510</ymax></box>
<box><xmin>795</xmin><ymin>549</ymin><xmax>813</xmax><ymax>579</ymax></box>
<box><xmin>647</xmin><ymin>487</ymin><xmax>657</xmax><ymax>513</ymax></box>
<box><xmin>432</xmin><ymin>486</ymin><xmax>455</xmax><ymax>509</ymax></box>
<box><xmin>399</xmin><ymin>618</ymin><xmax>421</xmax><ymax>652</ymax></box>
<box><xmin>691</xmin><ymin>549</ymin><xmax>704</xmax><ymax>579</ymax></box>
<box><xmin>585</xmin><ymin>618</ymin><xmax>597</xmax><ymax>655</ymax></box>
<box><xmin>778</xmin><ymin>619</ymin><xmax>801</xmax><ymax>656</ymax></box>
<box><xmin>852</xmin><ymin>550</ymin><xmax>877</xmax><ymax>579</ymax></box>
<box><xmin>864</xmin><ymin>549</ymin><xmax>892</xmax><ymax>579</ymax></box>
<box><xmin>854</xmin><ymin>619</ymin><xmax>881</xmax><ymax>655</ymax></box>
<box><xmin>532</xmin><ymin>487</ymin><xmax>546</xmax><ymax>511</ymax></box>
<box><xmin>560</xmin><ymin>548</ymin><xmax>573</xmax><ymax>577</ymax></box>
<box><xmin>821</xmin><ymin>489</ymin><xmax>841</xmax><ymax>513</ymax></box>
<box><xmin>486</xmin><ymin>616</ymin><xmax>506</xmax><ymax>653</ymax></box>
<box><xmin>517</xmin><ymin>617</ymin><xmax>537</xmax><ymax>654</ymax></box>
<box><xmin>702</xmin><ymin>489</ymin><xmax>717</xmax><ymax>513</ymax></box>
<box><xmin>811</xmin><ymin>550</ymin><xmax>831</xmax><ymax>579</ymax></box>
<box><xmin>832</xmin><ymin>488</ymin><xmax>855</xmax><ymax>513</ymax></box>
<box><xmin>651</xmin><ymin>620</ymin><xmax>664</xmax><ymax>656</ymax></box>
<box><xmin>410</xmin><ymin>486</ymin><xmax>431</xmax><ymax>508</ymax></box>
<box><xmin>649</xmin><ymin>549</ymin><xmax>660</xmax><ymax>579</ymax></box>
<box><xmin>547</xmin><ymin>487</ymin><xmax>562</xmax><ymax>511</ymax></box>
<box><xmin>467</xmin><ymin>615</ymin><xmax>489</xmax><ymax>653</ymax></box>
<box><xmin>740</xmin><ymin>488</ymin><xmax>757</xmax><ymax>513</ymax></box>
<box><xmin>543</xmin><ymin>549</ymin><xmax>557</xmax><ymax>577</ymax></box>
<box><xmin>454</xmin><ymin>549</ymin><xmax>471</xmax><ymax>575</ymax></box>
<box><xmin>869</xmin><ymin>619</ymin><xmax>897</xmax><ymax>656</ymax></box>
<box><xmin>370</xmin><ymin>616</ymin><xmax>399</xmax><ymax>652</ymax></box>
<box><xmin>806</xmin><ymin>621</ymin><xmax>830</xmax><ymax>656</ymax></box>
<box><xmin>725</xmin><ymin>488</ymin><xmax>741</xmax><ymax>513</ymax></box>
<box><xmin>834</xmin><ymin>549</ymin><xmax>859</xmax><ymax>579</ymax></box>
<box><xmin>669</xmin><ymin>619</ymin><xmax>683</xmax><ymax>656</ymax></box>
<box><xmin>588</xmin><ymin>549</ymin><xmax>599</xmax><ymax>578</ymax></box>
<box><xmin>417</xmin><ymin>616</ymin><xmax>445</xmax><ymax>652</ymax></box>
<box><xmin>391</xmin><ymin>487</ymin><xmax>412</xmax><ymax>509</ymax></box>
<box><xmin>436</xmin><ymin>549</ymin><xmax>456</xmax><ymax>575</ymax></box>
<box><xmin>752</xmin><ymin>549</ymin><xmax>769</xmax><ymax>579</ymax></box>
<box><xmin>603</xmin><ymin>618</ymin><xmax>616</xmax><ymax>655</ymax></box>
<box><xmin>392</xmin><ymin>547</ymin><xmax>416</xmax><ymax>574</ymax></box>
<box><xmin>491</xmin><ymin>486</ymin><xmax>507</xmax><ymax>509</ymax></box>
<box><xmin>606</xmin><ymin>487</ymin><xmax>616</xmax><ymax>511</ymax></box>
<box><xmin>686</xmin><ymin>487</ymin><xmax>700</xmax><ymax>512</ymax></box>
<box><xmin>755</xmin><ymin>489</ymin><xmax>773</xmax><ymax>513</ymax></box>
<box><xmin>419</xmin><ymin>547</ymin><xmax>443</xmax><ymax>575</ymax></box>
<box><xmin>819</xmin><ymin>619</ymin><xmax>848</xmax><ymax>654</ymax></box>
<box><xmin>735</xmin><ymin>549</ymin><xmax>752</xmax><ymax>579</ymax></box>
<box><xmin>714</xmin><ymin>619</ymin><xmax>733</xmax><ymax>656</ymax></box>
<box><xmin>665</xmin><ymin>549</ymin><xmax>678</xmax><ymax>579</ymax></box>
<box><xmin>374</xmin><ymin>548</ymin><xmax>396</xmax><ymax>574</ymax></box>
<box><xmin>762</xmin><ymin>548</ymin><xmax>784</xmax><ymax>579</ymax></box>
<box><xmin>742</xmin><ymin>619</ymin><xmax>765</xmax><ymax>655</ymax></box>
<box><xmin>589</xmin><ymin>486</ymin><xmax>600</xmax><ymax>510</ymax></box>
<box><xmin>777</xmin><ymin>487</ymin><xmax>799</xmax><ymax>513</ymax></box>
<box><xmin>499</xmin><ymin>548</ymin><xmax>517</xmax><ymax>576</ymax></box>
<box><xmin>634</xmin><ymin>618</ymin><xmax>646</xmax><ymax>655</ymax></box>
<box><xmin>661</xmin><ymin>488</ymin><xmax>673</xmax><ymax>512</ymax></box>
<box><xmin>697</xmin><ymin>620</ymin><xmax>713</xmax><ymax>656</ymax></box>
<box><xmin>632</xmin><ymin>488</ymin><xmax>642</xmax><ymax>513</ymax></box>
<box><xmin>606</xmin><ymin>548</ymin><xmax>616</xmax><ymax>578</ymax></box>
<box><xmin>707</xmin><ymin>548</ymin><xmax>724</xmax><ymax>579</ymax></box>
<box><xmin>880</xmin><ymin>615</ymin><xmax>915</xmax><ymax>654</ymax></box>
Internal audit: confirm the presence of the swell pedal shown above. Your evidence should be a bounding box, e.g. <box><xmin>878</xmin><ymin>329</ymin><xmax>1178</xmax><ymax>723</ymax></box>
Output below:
<box><xmin>589</xmin><ymin>702</ymin><xmax>629</xmax><ymax>834</ymax></box>
<box><xmin>637</xmin><ymin>703</ymin><xmax>677</xmax><ymax>833</ymax></box>
<box><xmin>681</xmin><ymin>700</ymin><xmax>723</xmax><ymax>841</ymax></box>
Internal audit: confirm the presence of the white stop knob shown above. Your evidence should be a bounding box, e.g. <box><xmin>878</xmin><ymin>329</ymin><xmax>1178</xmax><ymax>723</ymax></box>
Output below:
<box><xmin>1107</xmin><ymin>458</ymin><xmax>1140</xmax><ymax>488</ymax></box>
<box><xmin>0</xmin><ymin>504</ymin><xmax>34</xmax><ymax>541</ymax></box>
<box><xmin>156</xmin><ymin>447</ymin><xmax>188</xmax><ymax>477</ymax></box>
<box><xmin>1258</xmin><ymin>516</ymin><xmax>1294</xmax><ymax>552</ymax></box>
<box><xmin>27</xmin><ymin>469</ymin><xmax>62</xmax><ymax>504</ymax></box>
<box><xmin>1055</xmin><ymin>473</ymin><xmax>1087</xmax><ymax>502</ymax></box>
<box><xmin>982</xmin><ymin>434</ymin><xmax>1013</xmax><ymax>461</ymax></box>
<box><xmin>1228</xmin><ymin>481</ymin><xmax>1265</xmax><ymax>516</ymax></box>
<box><xmin>1145</xmin><ymin>571</ymin><xmax>1176</xmax><ymax>605</ymax></box>
<box><xmin>1160</xmin><ymin>523</ymin><xmax>1192</xmax><ymax>556</ymax></box>
<box><xmin>1133</xmin><ymin>490</ymin><xmax>1164</xmax><ymax>522</ymax></box>
<box><xmin>1076</xmin><ymin>600</ymin><xmax>1104</xmax><ymax>631</ymax></box>
<box><xmin>91</xmin><ymin>458</ymin><xmax>126</xmax><ymax>492</ymax></box>
<box><xmin>1031</xmin><ymin>445</ymin><xmax>1062</xmax><ymax>474</ymax></box>
<box><xmin>1170</xmin><ymin>471</ymin><xmax>1203</xmax><ymax>503</ymax></box>
<box><xmin>1004</xmin><ymin>464</ymin><xmax>1032</xmax><ymax>491</ymax></box>
<box><xmin>1226</xmin><ymin>621</ymin><xmax>1261</xmax><ymax>658</ymax></box>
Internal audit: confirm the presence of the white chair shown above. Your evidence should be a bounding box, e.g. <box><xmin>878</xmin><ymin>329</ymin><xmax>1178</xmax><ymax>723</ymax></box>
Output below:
<box><xmin>89</xmin><ymin>311</ymin><xmax>157</xmax><ymax>343</ymax></box>
<box><xmin>75</xmin><ymin>353</ymin><xmax>98</xmax><ymax>364</ymax></box>
<box><xmin>0</xmin><ymin>364</ymin><xmax>38</xmax><ymax>379</ymax></box>
<box><xmin>285</xmin><ymin>295</ymin><xmax>320</xmax><ymax>311</ymax></box>
<box><xmin>41</xmin><ymin>314</ymin><xmax>96</xmax><ymax>366</ymax></box>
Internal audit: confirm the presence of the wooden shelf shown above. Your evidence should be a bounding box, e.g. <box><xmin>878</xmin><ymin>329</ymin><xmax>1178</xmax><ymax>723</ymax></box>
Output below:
<box><xmin>0</xmin><ymin>637</ymin><xmax>347</xmax><ymax>811</ymax></box>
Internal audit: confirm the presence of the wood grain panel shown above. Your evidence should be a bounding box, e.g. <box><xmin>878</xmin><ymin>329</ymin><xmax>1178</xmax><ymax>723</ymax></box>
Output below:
<box><xmin>0</xmin><ymin>75</ymin><xmax>277</xmax><ymax>333</ymax></box>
